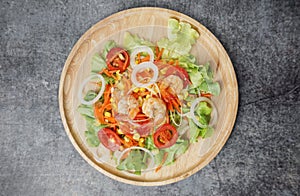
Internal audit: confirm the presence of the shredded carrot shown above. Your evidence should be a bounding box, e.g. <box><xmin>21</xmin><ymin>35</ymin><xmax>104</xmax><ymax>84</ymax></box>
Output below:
<box><xmin>140</xmin><ymin>55</ymin><xmax>150</xmax><ymax>62</ymax></box>
<box><xmin>166</xmin><ymin>111</ymin><xmax>169</xmax><ymax>124</ymax></box>
<box><xmin>137</xmin><ymin>52</ymin><xmax>141</xmax><ymax>64</ymax></box>
<box><xmin>156</xmin><ymin>48</ymin><xmax>164</xmax><ymax>61</ymax></box>
<box><xmin>168</xmin><ymin>60</ymin><xmax>174</xmax><ymax>65</ymax></box>
<box><xmin>201</xmin><ymin>93</ymin><xmax>212</xmax><ymax>98</ymax></box>
<box><xmin>155</xmin><ymin>152</ymin><xmax>169</xmax><ymax>172</ymax></box>
<box><xmin>175</xmin><ymin>60</ymin><xmax>179</xmax><ymax>66</ymax></box>
<box><xmin>171</xmin><ymin>99</ymin><xmax>181</xmax><ymax>113</ymax></box>
<box><xmin>155</xmin><ymin>46</ymin><xmax>159</xmax><ymax>57</ymax></box>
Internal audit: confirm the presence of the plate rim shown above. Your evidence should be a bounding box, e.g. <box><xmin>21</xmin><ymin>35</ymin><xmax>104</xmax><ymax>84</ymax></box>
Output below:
<box><xmin>59</xmin><ymin>7</ymin><xmax>239</xmax><ymax>186</ymax></box>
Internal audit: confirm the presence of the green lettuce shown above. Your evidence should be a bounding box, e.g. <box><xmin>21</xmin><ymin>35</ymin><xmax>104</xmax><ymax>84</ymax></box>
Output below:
<box><xmin>117</xmin><ymin>149</ymin><xmax>148</xmax><ymax>175</ymax></box>
<box><xmin>91</xmin><ymin>40</ymin><xmax>116</xmax><ymax>73</ymax></box>
<box><xmin>179</xmin><ymin>58</ymin><xmax>220</xmax><ymax>96</ymax></box>
<box><xmin>123</xmin><ymin>32</ymin><xmax>155</xmax><ymax>51</ymax></box>
<box><xmin>154</xmin><ymin>139</ymin><xmax>189</xmax><ymax>166</ymax></box>
<box><xmin>188</xmin><ymin>101</ymin><xmax>214</xmax><ymax>143</ymax></box>
<box><xmin>157</xmin><ymin>18</ymin><xmax>199</xmax><ymax>58</ymax></box>
<box><xmin>77</xmin><ymin>91</ymin><xmax>106</xmax><ymax>147</ymax></box>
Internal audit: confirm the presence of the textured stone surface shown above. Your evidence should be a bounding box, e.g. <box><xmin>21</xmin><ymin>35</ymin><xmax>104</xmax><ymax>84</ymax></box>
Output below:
<box><xmin>0</xmin><ymin>0</ymin><xmax>299</xmax><ymax>195</ymax></box>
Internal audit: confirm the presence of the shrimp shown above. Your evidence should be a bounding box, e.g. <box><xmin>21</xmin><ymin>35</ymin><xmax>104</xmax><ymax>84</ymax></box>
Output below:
<box><xmin>142</xmin><ymin>97</ymin><xmax>166</xmax><ymax>125</ymax></box>
<box><xmin>160</xmin><ymin>75</ymin><xmax>183</xmax><ymax>94</ymax></box>
<box><xmin>117</xmin><ymin>95</ymin><xmax>139</xmax><ymax>119</ymax></box>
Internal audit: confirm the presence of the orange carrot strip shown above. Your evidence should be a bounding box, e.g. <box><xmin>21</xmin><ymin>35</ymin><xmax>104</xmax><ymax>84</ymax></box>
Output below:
<box><xmin>140</xmin><ymin>55</ymin><xmax>150</xmax><ymax>62</ymax></box>
<box><xmin>155</xmin><ymin>46</ymin><xmax>159</xmax><ymax>57</ymax></box>
<box><xmin>156</xmin><ymin>48</ymin><xmax>164</xmax><ymax>60</ymax></box>
<box><xmin>201</xmin><ymin>93</ymin><xmax>212</xmax><ymax>98</ymax></box>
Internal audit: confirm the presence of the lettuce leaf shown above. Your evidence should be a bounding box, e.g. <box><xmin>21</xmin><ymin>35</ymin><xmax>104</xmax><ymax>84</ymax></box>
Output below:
<box><xmin>179</xmin><ymin>59</ymin><xmax>220</xmax><ymax>96</ymax></box>
<box><xmin>188</xmin><ymin>119</ymin><xmax>214</xmax><ymax>143</ymax></box>
<box><xmin>91</xmin><ymin>40</ymin><xmax>116</xmax><ymax>73</ymax></box>
<box><xmin>91</xmin><ymin>53</ymin><xmax>106</xmax><ymax>73</ymax></box>
<box><xmin>117</xmin><ymin>149</ymin><xmax>148</xmax><ymax>175</ymax></box>
<box><xmin>123</xmin><ymin>32</ymin><xmax>155</xmax><ymax>51</ymax></box>
<box><xmin>77</xmin><ymin>91</ymin><xmax>106</xmax><ymax>147</ymax></box>
<box><xmin>157</xmin><ymin>19</ymin><xmax>199</xmax><ymax>58</ymax></box>
<box><xmin>163</xmin><ymin>139</ymin><xmax>189</xmax><ymax>166</ymax></box>
<box><xmin>188</xmin><ymin>101</ymin><xmax>214</xmax><ymax>143</ymax></box>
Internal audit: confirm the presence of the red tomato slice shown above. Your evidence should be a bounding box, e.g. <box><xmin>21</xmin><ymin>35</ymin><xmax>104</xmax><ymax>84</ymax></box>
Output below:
<box><xmin>97</xmin><ymin>128</ymin><xmax>121</xmax><ymax>151</ymax></box>
<box><xmin>106</xmin><ymin>47</ymin><xmax>130</xmax><ymax>73</ymax></box>
<box><xmin>155</xmin><ymin>62</ymin><xmax>191</xmax><ymax>87</ymax></box>
<box><xmin>153</xmin><ymin>124</ymin><xmax>178</xmax><ymax>149</ymax></box>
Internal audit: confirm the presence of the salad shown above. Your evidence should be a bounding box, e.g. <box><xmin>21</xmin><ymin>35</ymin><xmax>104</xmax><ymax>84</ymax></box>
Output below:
<box><xmin>77</xmin><ymin>18</ymin><xmax>220</xmax><ymax>175</ymax></box>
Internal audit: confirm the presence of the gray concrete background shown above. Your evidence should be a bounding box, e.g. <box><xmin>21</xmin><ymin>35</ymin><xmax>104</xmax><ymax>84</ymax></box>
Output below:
<box><xmin>0</xmin><ymin>0</ymin><xmax>299</xmax><ymax>195</ymax></box>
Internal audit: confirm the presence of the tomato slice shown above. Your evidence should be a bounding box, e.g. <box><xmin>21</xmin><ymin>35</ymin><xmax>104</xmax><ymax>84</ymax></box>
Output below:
<box><xmin>155</xmin><ymin>62</ymin><xmax>191</xmax><ymax>87</ymax></box>
<box><xmin>153</xmin><ymin>124</ymin><xmax>178</xmax><ymax>149</ymax></box>
<box><xmin>106</xmin><ymin>47</ymin><xmax>130</xmax><ymax>73</ymax></box>
<box><xmin>97</xmin><ymin>128</ymin><xmax>121</xmax><ymax>151</ymax></box>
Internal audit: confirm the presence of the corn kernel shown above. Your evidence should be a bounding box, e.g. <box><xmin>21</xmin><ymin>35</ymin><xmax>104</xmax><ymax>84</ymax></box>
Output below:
<box><xmin>104</xmin><ymin>112</ymin><xmax>111</xmax><ymax>117</ymax></box>
<box><xmin>146</xmin><ymin>94</ymin><xmax>150</xmax><ymax>99</ymax></box>
<box><xmin>133</xmin><ymin>133</ymin><xmax>140</xmax><ymax>141</ymax></box>
<box><xmin>138</xmin><ymin>138</ymin><xmax>145</xmax><ymax>147</ymax></box>
<box><xmin>139</xmin><ymin>87</ymin><xmax>146</xmax><ymax>92</ymax></box>
<box><xmin>117</xmin><ymin>129</ymin><xmax>123</xmax><ymax>135</ymax></box>
<box><xmin>124</xmin><ymin>136</ymin><xmax>130</xmax><ymax>143</ymax></box>
<box><xmin>133</xmin><ymin>88</ymin><xmax>139</xmax><ymax>93</ymax></box>
<box><xmin>187</xmin><ymin>102</ymin><xmax>191</xmax><ymax>107</ymax></box>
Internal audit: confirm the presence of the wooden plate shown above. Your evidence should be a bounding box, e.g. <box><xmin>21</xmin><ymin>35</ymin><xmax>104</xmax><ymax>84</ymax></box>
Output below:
<box><xmin>59</xmin><ymin>7</ymin><xmax>238</xmax><ymax>186</ymax></box>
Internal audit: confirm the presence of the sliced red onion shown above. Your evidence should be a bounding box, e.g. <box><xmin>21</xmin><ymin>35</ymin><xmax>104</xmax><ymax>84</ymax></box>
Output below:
<box><xmin>78</xmin><ymin>74</ymin><xmax>106</xmax><ymax>105</ymax></box>
<box><xmin>117</xmin><ymin>147</ymin><xmax>155</xmax><ymax>172</ymax></box>
<box><xmin>131</xmin><ymin>62</ymin><xmax>158</xmax><ymax>88</ymax></box>
<box><xmin>190</xmin><ymin>97</ymin><xmax>218</xmax><ymax>128</ymax></box>
<box><xmin>130</xmin><ymin>46</ymin><xmax>154</xmax><ymax>68</ymax></box>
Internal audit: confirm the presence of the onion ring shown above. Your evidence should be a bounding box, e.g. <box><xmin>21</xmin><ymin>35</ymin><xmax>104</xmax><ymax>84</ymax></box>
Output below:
<box><xmin>130</xmin><ymin>46</ymin><xmax>154</xmax><ymax>68</ymax></box>
<box><xmin>78</xmin><ymin>74</ymin><xmax>106</xmax><ymax>105</ymax></box>
<box><xmin>190</xmin><ymin>97</ymin><xmax>218</xmax><ymax>128</ymax></box>
<box><xmin>131</xmin><ymin>62</ymin><xmax>158</xmax><ymax>88</ymax></box>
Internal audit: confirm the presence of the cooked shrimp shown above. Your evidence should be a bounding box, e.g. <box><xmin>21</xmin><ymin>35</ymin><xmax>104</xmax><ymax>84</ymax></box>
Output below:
<box><xmin>160</xmin><ymin>75</ymin><xmax>183</xmax><ymax>94</ymax></box>
<box><xmin>118</xmin><ymin>95</ymin><xmax>139</xmax><ymax>119</ymax></box>
<box><xmin>142</xmin><ymin>97</ymin><xmax>166</xmax><ymax>125</ymax></box>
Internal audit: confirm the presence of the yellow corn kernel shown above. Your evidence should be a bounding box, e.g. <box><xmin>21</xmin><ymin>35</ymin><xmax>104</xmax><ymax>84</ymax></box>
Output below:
<box><xmin>138</xmin><ymin>138</ymin><xmax>145</xmax><ymax>147</ymax></box>
<box><xmin>187</xmin><ymin>102</ymin><xmax>191</xmax><ymax>107</ymax></box>
<box><xmin>146</xmin><ymin>94</ymin><xmax>150</xmax><ymax>99</ymax></box>
<box><xmin>104</xmin><ymin>112</ymin><xmax>111</xmax><ymax>117</ymax></box>
<box><xmin>124</xmin><ymin>136</ymin><xmax>130</xmax><ymax>143</ymax></box>
<box><xmin>116</xmin><ymin>70</ymin><xmax>121</xmax><ymax>80</ymax></box>
<box><xmin>116</xmin><ymin>129</ymin><xmax>123</xmax><ymax>135</ymax></box>
<box><xmin>133</xmin><ymin>88</ymin><xmax>139</xmax><ymax>93</ymax></box>
<box><xmin>133</xmin><ymin>133</ymin><xmax>140</xmax><ymax>141</ymax></box>
<box><xmin>139</xmin><ymin>87</ymin><xmax>146</xmax><ymax>92</ymax></box>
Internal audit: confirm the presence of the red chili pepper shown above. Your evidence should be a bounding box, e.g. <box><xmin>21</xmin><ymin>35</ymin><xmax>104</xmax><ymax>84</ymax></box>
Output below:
<box><xmin>106</xmin><ymin>47</ymin><xmax>130</xmax><ymax>73</ymax></box>
<box><xmin>153</xmin><ymin>123</ymin><xmax>178</xmax><ymax>149</ymax></box>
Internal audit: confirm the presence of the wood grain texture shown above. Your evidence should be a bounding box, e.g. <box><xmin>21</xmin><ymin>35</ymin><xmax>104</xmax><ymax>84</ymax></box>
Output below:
<box><xmin>58</xmin><ymin>7</ymin><xmax>238</xmax><ymax>186</ymax></box>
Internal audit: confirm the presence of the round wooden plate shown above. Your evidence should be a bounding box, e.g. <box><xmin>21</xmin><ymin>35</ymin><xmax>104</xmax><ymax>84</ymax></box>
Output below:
<box><xmin>59</xmin><ymin>7</ymin><xmax>238</xmax><ymax>186</ymax></box>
